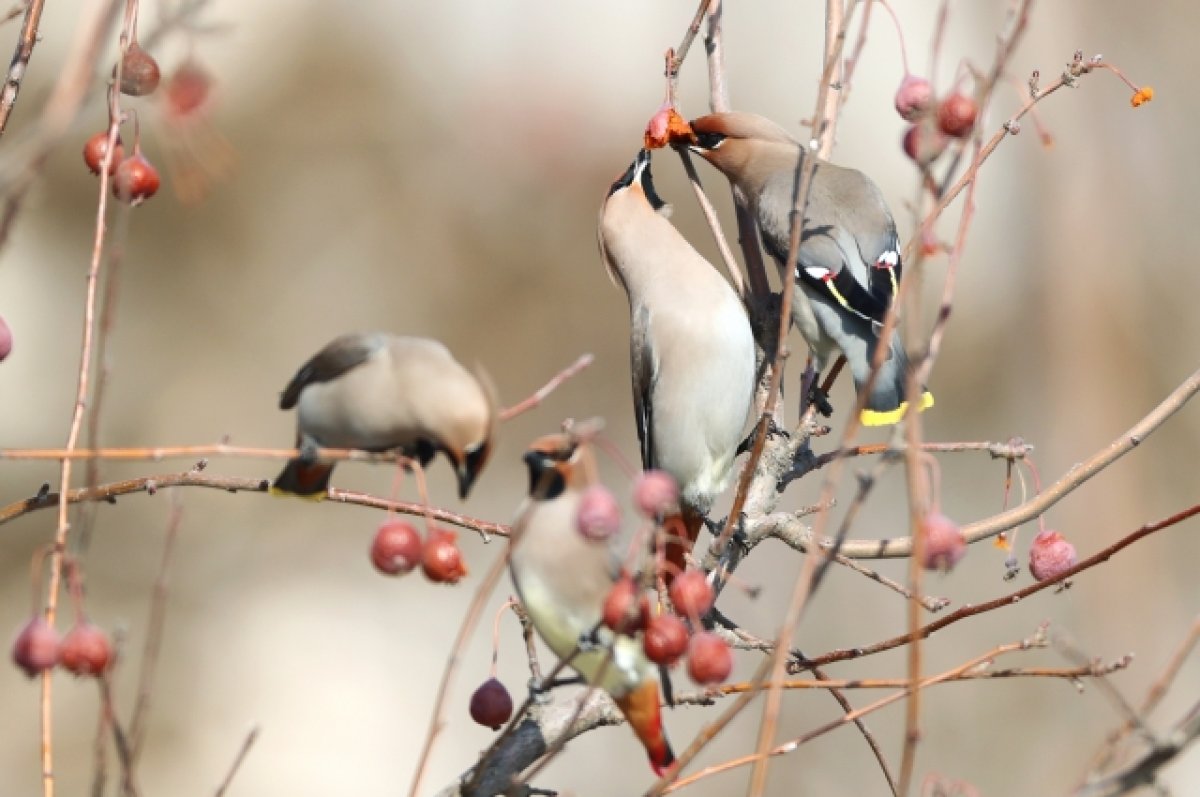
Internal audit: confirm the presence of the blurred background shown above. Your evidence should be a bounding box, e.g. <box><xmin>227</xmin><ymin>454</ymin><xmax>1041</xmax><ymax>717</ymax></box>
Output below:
<box><xmin>1</xmin><ymin>1</ymin><xmax>1197</xmax><ymax>794</ymax></box>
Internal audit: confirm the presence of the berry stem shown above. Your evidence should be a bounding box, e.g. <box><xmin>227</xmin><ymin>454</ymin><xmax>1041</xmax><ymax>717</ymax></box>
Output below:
<box><xmin>489</xmin><ymin>597</ymin><xmax>517</xmax><ymax>678</ymax></box>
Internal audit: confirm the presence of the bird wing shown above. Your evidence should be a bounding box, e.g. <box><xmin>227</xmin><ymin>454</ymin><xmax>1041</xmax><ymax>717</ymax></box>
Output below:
<box><xmin>279</xmin><ymin>333</ymin><xmax>379</xmax><ymax>410</ymax></box>
<box><xmin>630</xmin><ymin>305</ymin><xmax>658</xmax><ymax>471</ymax></box>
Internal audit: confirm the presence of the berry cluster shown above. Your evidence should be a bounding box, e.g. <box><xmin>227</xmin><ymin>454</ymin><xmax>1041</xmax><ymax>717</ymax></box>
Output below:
<box><xmin>895</xmin><ymin>75</ymin><xmax>979</xmax><ymax>166</ymax></box>
<box><xmin>370</xmin><ymin>520</ymin><xmax>467</xmax><ymax>584</ymax></box>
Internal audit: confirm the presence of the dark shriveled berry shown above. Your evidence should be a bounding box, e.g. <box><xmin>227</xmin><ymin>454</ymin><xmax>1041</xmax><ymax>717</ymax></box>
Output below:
<box><xmin>469</xmin><ymin>677</ymin><xmax>514</xmax><ymax>730</ymax></box>
<box><xmin>119</xmin><ymin>43</ymin><xmax>161</xmax><ymax>97</ymax></box>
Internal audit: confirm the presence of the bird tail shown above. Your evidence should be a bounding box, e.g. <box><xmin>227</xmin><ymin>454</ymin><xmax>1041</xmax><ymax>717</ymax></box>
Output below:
<box><xmin>662</xmin><ymin>508</ymin><xmax>705</xmax><ymax>586</ymax></box>
<box><xmin>270</xmin><ymin>459</ymin><xmax>334</xmax><ymax>498</ymax></box>
<box><xmin>858</xmin><ymin>335</ymin><xmax>934</xmax><ymax>426</ymax></box>
<box><xmin>614</xmin><ymin>679</ymin><xmax>675</xmax><ymax>775</ymax></box>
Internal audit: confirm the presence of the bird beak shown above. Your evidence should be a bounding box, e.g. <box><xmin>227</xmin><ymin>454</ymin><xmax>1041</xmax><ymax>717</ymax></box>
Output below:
<box><xmin>456</xmin><ymin>440</ymin><xmax>492</xmax><ymax>499</ymax></box>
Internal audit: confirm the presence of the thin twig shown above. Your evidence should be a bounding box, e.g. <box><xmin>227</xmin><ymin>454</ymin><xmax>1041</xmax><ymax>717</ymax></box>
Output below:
<box><xmin>1085</xmin><ymin>615</ymin><xmax>1200</xmax><ymax>780</ymax></box>
<box><xmin>128</xmin><ymin>498</ymin><xmax>184</xmax><ymax>763</ymax></box>
<box><xmin>0</xmin><ymin>0</ymin><xmax>47</xmax><ymax>135</ymax></box>
<box><xmin>792</xmin><ymin>503</ymin><xmax>1200</xmax><ymax>671</ymax></box>
<box><xmin>497</xmin><ymin>354</ymin><xmax>594</xmax><ymax>422</ymax></box>
<box><xmin>667</xmin><ymin>635</ymin><xmax>1045</xmax><ymax>793</ymax></box>
<box><xmin>407</xmin><ymin>551</ymin><xmax>511</xmax><ymax>797</ymax></box>
<box><xmin>213</xmin><ymin>727</ymin><xmax>259</xmax><ymax>797</ymax></box>
<box><xmin>0</xmin><ymin>471</ymin><xmax>512</xmax><ymax>539</ymax></box>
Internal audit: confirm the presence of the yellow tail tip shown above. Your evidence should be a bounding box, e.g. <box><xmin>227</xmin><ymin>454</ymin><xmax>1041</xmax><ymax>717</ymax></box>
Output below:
<box><xmin>860</xmin><ymin>391</ymin><xmax>935</xmax><ymax>427</ymax></box>
<box><xmin>268</xmin><ymin>485</ymin><xmax>328</xmax><ymax>501</ymax></box>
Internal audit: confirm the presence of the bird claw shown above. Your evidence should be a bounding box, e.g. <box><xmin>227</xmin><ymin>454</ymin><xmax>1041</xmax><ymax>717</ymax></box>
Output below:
<box><xmin>807</xmin><ymin>385</ymin><xmax>835</xmax><ymax>418</ymax></box>
<box><xmin>298</xmin><ymin>440</ymin><xmax>320</xmax><ymax>463</ymax></box>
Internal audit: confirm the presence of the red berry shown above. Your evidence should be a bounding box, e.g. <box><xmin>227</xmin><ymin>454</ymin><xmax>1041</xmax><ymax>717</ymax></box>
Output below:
<box><xmin>370</xmin><ymin>520</ymin><xmax>422</xmax><ymax>575</ymax></box>
<box><xmin>602</xmin><ymin>575</ymin><xmax>649</xmax><ymax>634</ymax></box>
<box><xmin>11</xmin><ymin>617</ymin><xmax>59</xmax><ymax>678</ymax></box>
<box><xmin>164</xmin><ymin>61</ymin><xmax>213</xmax><ymax>120</ymax></box>
<box><xmin>643</xmin><ymin>614</ymin><xmax>688</xmax><ymax>666</ymax></box>
<box><xmin>576</xmin><ymin>485</ymin><xmax>621</xmax><ymax>541</ymax></box>
<box><xmin>1029</xmin><ymin>530</ymin><xmax>1078</xmax><ymax>582</ymax></box>
<box><xmin>113</xmin><ymin>153</ymin><xmax>161</xmax><ymax>205</ymax></box>
<box><xmin>59</xmin><ymin>622</ymin><xmax>112</xmax><ymax>676</ymax></box>
<box><xmin>469</xmin><ymin>677</ymin><xmax>514</xmax><ymax>730</ymax></box>
<box><xmin>920</xmin><ymin>512</ymin><xmax>966</xmax><ymax>572</ymax></box>
<box><xmin>686</xmin><ymin>631</ymin><xmax>732</xmax><ymax>685</ymax></box>
<box><xmin>668</xmin><ymin>570</ymin><xmax>714</xmax><ymax>619</ymax></box>
<box><xmin>422</xmin><ymin>528</ymin><xmax>467</xmax><ymax>584</ymax></box>
<box><xmin>894</xmin><ymin>75</ymin><xmax>934</xmax><ymax>121</ymax></box>
<box><xmin>632</xmin><ymin>470</ymin><xmax>680</xmax><ymax>519</ymax></box>
<box><xmin>83</xmin><ymin>132</ymin><xmax>124</xmax><ymax>176</ymax></box>
<box><xmin>902</xmin><ymin>121</ymin><xmax>948</xmax><ymax>166</ymax></box>
<box><xmin>119</xmin><ymin>42</ymin><xmax>161</xmax><ymax>97</ymax></box>
<box><xmin>0</xmin><ymin>314</ymin><xmax>11</xmax><ymax>362</ymax></box>
<box><xmin>937</xmin><ymin>92</ymin><xmax>978</xmax><ymax>138</ymax></box>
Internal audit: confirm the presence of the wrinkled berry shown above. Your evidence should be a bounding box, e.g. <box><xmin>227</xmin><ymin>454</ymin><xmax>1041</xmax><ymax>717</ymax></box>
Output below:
<box><xmin>921</xmin><ymin>512</ymin><xmax>966</xmax><ymax>572</ymax></box>
<box><xmin>1029</xmin><ymin>530</ymin><xmax>1078</xmax><ymax>582</ymax></box>
<box><xmin>59</xmin><ymin>622</ymin><xmax>112</xmax><ymax>676</ymax></box>
<box><xmin>422</xmin><ymin>528</ymin><xmax>467</xmax><ymax>584</ymax></box>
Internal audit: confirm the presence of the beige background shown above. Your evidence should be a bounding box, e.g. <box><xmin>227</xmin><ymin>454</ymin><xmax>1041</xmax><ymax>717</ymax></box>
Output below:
<box><xmin>1</xmin><ymin>1</ymin><xmax>1197</xmax><ymax>795</ymax></box>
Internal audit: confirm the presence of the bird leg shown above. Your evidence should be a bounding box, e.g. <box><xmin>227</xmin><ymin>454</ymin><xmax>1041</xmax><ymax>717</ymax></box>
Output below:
<box><xmin>297</xmin><ymin>439</ymin><xmax>320</xmax><ymax>463</ymax></box>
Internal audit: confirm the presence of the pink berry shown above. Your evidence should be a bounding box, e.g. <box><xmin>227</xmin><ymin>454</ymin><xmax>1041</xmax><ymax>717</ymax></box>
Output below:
<box><xmin>894</xmin><ymin>75</ymin><xmax>934</xmax><ymax>121</ymax></box>
<box><xmin>643</xmin><ymin>614</ymin><xmax>688</xmax><ymax>666</ymax></box>
<box><xmin>469</xmin><ymin>677</ymin><xmax>514</xmax><ymax>730</ymax></box>
<box><xmin>1029</xmin><ymin>530</ymin><xmax>1078</xmax><ymax>582</ymax></box>
<box><xmin>668</xmin><ymin>570</ymin><xmax>714</xmax><ymax>619</ymax></box>
<box><xmin>937</xmin><ymin>92</ymin><xmax>978</xmax><ymax>138</ymax></box>
<box><xmin>0</xmin><ymin>314</ymin><xmax>11</xmax><ymax>362</ymax></box>
<box><xmin>11</xmin><ymin>617</ymin><xmax>59</xmax><ymax>678</ymax></box>
<box><xmin>633</xmin><ymin>470</ymin><xmax>680</xmax><ymax>519</ymax></box>
<box><xmin>370</xmin><ymin>520</ymin><xmax>422</xmax><ymax>575</ymax></box>
<box><xmin>920</xmin><ymin>512</ymin><xmax>966</xmax><ymax>572</ymax></box>
<box><xmin>59</xmin><ymin>622</ymin><xmax>113</xmax><ymax>676</ymax></box>
<box><xmin>902</xmin><ymin>121</ymin><xmax>949</xmax><ymax>166</ymax></box>
<box><xmin>687</xmin><ymin>631</ymin><xmax>732</xmax><ymax>685</ymax></box>
<box><xmin>576</xmin><ymin>485</ymin><xmax>621</xmax><ymax>541</ymax></box>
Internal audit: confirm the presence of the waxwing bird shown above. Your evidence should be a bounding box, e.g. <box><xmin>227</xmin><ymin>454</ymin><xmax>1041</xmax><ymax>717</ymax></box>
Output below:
<box><xmin>510</xmin><ymin>433</ymin><xmax>674</xmax><ymax>774</ymax></box>
<box><xmin>686</xmin><ymin>111</ymin><xmax>934</xmax><ymax>426</ymax></box>
<box><xmin>598</xmin><ymin>148</ymin><xmax>756</xmax><ymax>580</ymax></box>
<box><xmin>272</xmin><ymin>333</ymin><xmax>493</xmax><ymax>499</ymax></box>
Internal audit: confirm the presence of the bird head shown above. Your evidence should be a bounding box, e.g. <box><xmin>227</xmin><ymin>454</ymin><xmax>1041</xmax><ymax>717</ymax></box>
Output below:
<box><xmin>682</xmin><ymin>112</ymin><xmax>799</xmax><ymax>190</ymax></box>
<box><xmin>521</xmin><ymin>433</ymin><xmax>584</xmax><ymax>500</ymax></box>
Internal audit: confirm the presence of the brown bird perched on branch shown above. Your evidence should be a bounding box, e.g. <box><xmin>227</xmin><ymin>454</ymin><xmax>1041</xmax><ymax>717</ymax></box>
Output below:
<box><xmin>684</xmin><ymin>111</ymin><xmax>934</xmax><ymax>425</ymax></box>
<box><xmin>271</xmin><ymin>333</ymin><xmax>493</xmax><ymax>498</ymax></box>
<box><xmin>598</xmin><ymin>148</ymin><xmax>756</xmax><ymax>581</ymax></box>
<box><xmin>510</xmin><ymin>432</ymin><xmax>675</xmax><ymax>774</ymax></box>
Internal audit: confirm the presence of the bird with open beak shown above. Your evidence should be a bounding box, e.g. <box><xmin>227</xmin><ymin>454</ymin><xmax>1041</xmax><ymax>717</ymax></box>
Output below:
<box><xmin>272</xmin><ymin>333</ymin><xmax>494</xmax><ymax>499</ymax></box>
<box><xmin>682</xmin><ymin>111</ymin><xmax>934</xmax><ymax>426</ymax></box>
<box><xmin>598</xmin><ymin>148</ymin><xmax>756</xmax><ymax>583</ymax></box>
